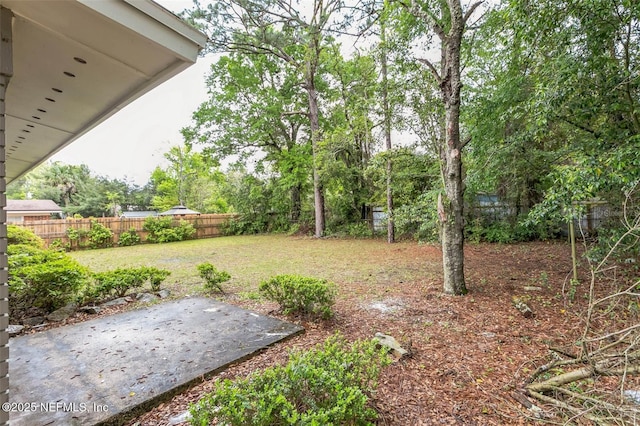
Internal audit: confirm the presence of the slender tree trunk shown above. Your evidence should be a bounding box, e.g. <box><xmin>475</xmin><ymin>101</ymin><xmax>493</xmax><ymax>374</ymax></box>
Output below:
<box><xmin>291</xmin><ymin>184</ymin><xmax>301</xmax><ymax>222</ymax></box>
<box><xmin>306</xmin><ymin>72</ymin><xmax>325</xmax><ymax>237</ymax></box>
<box><xmin>381</xmin><ymin>22</ymin><xmax>395</xmax><ymax>243</ymax></box>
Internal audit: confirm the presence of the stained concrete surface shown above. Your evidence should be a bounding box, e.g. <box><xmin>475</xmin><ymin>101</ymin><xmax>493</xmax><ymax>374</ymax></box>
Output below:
<box><xmin>8</xmin><ymin>297</ymin><xmax>304</xmax><ymax>425</ymax></box>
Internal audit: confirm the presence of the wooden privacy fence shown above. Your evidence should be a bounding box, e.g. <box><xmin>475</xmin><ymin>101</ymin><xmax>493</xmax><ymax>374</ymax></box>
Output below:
<box><xmin>11</xmin><ymin>214</ymin><xmax>237</xmax><ymax>248</ymax></box>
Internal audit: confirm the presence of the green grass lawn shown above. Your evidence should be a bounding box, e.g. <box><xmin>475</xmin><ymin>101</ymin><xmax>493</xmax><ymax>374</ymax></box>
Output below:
<box><xmin>69</xmin><ymin>234</ymin><xmax>441</xmax><ymax>298</ymax></box>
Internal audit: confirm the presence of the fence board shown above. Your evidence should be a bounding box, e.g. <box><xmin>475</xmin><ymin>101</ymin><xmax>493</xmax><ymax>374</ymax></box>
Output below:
<box><xmin>10</xmin><ymin>214</ymin><xmax>237</xmax><ymax>249</ymax></box>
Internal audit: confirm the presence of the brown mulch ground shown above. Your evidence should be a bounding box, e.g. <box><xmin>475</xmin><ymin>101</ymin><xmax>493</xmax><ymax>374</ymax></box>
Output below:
<box><xmin>123</xmin><ymin>241</ymin><xmax>591</xmax><ymax>425</ymax></box>
<box><xmin>18</xmin><ymin>240</ymin><xmax>624</xmax><ymax>425</ymax></box>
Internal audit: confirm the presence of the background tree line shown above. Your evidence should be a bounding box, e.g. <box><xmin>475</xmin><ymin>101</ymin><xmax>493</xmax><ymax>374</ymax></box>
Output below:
<box><xmin>8</xmin><ymin>0</ymin><xmax>639</xmax><ymax>286</ymax></box>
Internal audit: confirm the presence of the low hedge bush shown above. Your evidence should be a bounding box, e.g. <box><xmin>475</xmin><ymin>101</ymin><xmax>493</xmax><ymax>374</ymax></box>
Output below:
<box><xmin>259</xmin><ymin>274</ymin><xmax>336</xmax><ymax>319</ymax></box>
<box><xmin>88</xmin><ymin>266</ymin><xmax>172</xmax><ymax>301</ymax></box>
<box><xmin>92</xmin><ymin>268</ymin><xmax>147</xmax><ymax>299</ymax></box>
<box><xmin>143</xmin><ymin>266</ymin><xmax>171</xmax><ymax>292</ymax></box>
<box><xmin>8</xmin><ymin>244</ymin><xmax>90</xmax><ymax>312</ymax></box>
<box><xmin>7</xmin><ymin>225</ymin><xmax>44</xmax><ymax>247</ymax></box>
<box><xmin>189</xmin><ymin>334</ymin><xmax>390</xmax><ymax>426</ymax></box>
<box><xmin>143</xmin><ymin>216</ymin><xmax>195</xmax><ymax>243</ymax></box>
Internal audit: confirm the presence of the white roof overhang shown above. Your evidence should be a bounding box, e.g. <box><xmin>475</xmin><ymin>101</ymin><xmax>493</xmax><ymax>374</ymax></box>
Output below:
<box><xmin>0</xmin><ymin>0</ymin><xmax>206</xmax><ymax>183</ymax></box>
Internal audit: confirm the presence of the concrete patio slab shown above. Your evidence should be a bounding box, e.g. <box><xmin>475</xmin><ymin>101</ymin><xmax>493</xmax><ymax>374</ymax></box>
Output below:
<box><xmin>8</xmin><ymin>297</ymin><xmax>304</xmax><ymax>425</ymax></box>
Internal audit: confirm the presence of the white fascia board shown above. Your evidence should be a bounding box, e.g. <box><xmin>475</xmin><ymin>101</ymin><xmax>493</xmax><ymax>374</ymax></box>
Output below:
<box><xmin>78</xmin><ymin>0</ymin><xmax>206</xmax><ymax>62</ymax></box>
<box><xmin>122</xmin><ymin>0</ymin><xmax>207</xmax><ymax>49</ymax></box>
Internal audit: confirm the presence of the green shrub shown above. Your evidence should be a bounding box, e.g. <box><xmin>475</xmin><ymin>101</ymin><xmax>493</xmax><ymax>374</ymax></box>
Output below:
<box><xmin>8</xmin><ymin>244</ymin><xmax>58</xmax><ymax>269</ymax></box>
<box><xmin>259</xmin><ymin>274</ymin><xmax>336</xmax><ymax>319</ymax></box>
<box><xmin>189</xmin><ymin>334</ymin><xmax>390</xmax><ymax>426</ymax></box>
<box><xmin>48</xmin><ymin>238</ymin><xmax>70</xmax><ymax>252</ymax></box>
<box><xmin>393</xmin><ymin>190</ymin><xmax>440</xmax><ymax>242</ymax></box>
<box><xmin>142</xmin><ymin>266</ymin><xmax>171</xmax><ymax>292</ymax></box>
<box><xmin>7</xmin><ymin>225</ymin><xmax>43</xmax><ymax>247</ymax></box>
<box><xmin>88</xmin><ymin>220</ymin><xmax>113</xmax><ymax>248</ymax></box>
<box><xmin>8</xmin><ymin>244</ymin><xmax>90</xmax><ymax>312</ymax></box>
<box><xmin>91</xmin><ymin>267</ymin><xmax>148</xmax><ymax>299</ymax></box>
<box><xmin>143</xmin><ymin>217</ymin><xmax>196</xmax><ymax>243</ymax></box>
<box><xmin>197</xmin><ymin>262</ymin><xmax>230</xmax><ymax>293</ymax></box>
<box><xmin>118</xmin><ymin>228</ymin><xmax>141</xmax><ymax>246</ymax></box>
<box><xmin>328</xmin><ymin>222</ymin><xmax>373</xmax><ymax>238</ymax></box>
<box><xmin>66</xmin><ymin>227</ymin><xmax>90</xmax><ymax>249</ymax></box>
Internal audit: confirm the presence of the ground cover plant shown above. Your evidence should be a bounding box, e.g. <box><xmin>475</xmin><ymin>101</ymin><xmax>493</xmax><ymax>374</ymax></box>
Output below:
<box><xmin>189</xmin><ymin>334</ymin><xmax>390</xmax><ymax>425</ymax></box>
<box><xmin>60</xmin><ymin>234</ymin><xmax>640</xmax><ymax>425</ymax></box>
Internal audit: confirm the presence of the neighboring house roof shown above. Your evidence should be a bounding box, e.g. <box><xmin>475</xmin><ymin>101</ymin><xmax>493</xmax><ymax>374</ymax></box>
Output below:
<box><xmin>121</xmin><ymin>211</ymin><xmax>158</xmax><ymax>218</ymax></box>
<box><xmin>6</xmin><ymin>199</ymin><xmax>62</xmax><ymax>213</ymax></box>
<box><xmin>159</xmin><ymin>205</ymin><xmax>200</xmax><ymax>215</ymax></box>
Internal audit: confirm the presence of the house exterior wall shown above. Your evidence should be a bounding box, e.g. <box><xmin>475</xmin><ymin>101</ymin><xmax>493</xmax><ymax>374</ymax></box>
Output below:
<box><xmin>7</xmin><ymin>213</ymin><xmax>58</xmax><ymax>223</ymax></box>
<box><xmin>0</xmin><ymin>7</ymin><xmax>11</xmax><ymax>425</ymax></box>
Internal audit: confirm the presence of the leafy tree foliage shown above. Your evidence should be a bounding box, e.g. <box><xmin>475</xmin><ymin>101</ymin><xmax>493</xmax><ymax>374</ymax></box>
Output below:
<box><xmin>182</xmin><ymin>52</ymin><xmax>311</xmax><ymax>221</ymax></box>
<box><xmin>466</xmin><ymin>0</ymin><xmax>640</xmax><ymax>227</ymax></box>
<box><xmin>7</xmin><ymin>162</ymin><xmax>154</xmax><ymax>217</ymax></box>
<box><xmin>184</xmin><ymin>0</ymin><xmax>355</xmax><ymax>237</ymax></box>
<box><xmin>148</xmin><ymin>144</ymin><xmax>227</xmax><ymax>213</ymax></box>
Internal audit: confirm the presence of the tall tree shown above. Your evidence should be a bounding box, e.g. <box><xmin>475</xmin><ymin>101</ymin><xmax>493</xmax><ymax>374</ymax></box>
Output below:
<box><xmin>380</xmin><ymin>20</ymin><xmax>395</xmax><ymax>243</ymax></box>
<box><xmin>322</xmin><ymin>49</ymin><xmax>378</xmax><ymax>229</ymax></box>
<box><xmin>182</xmin><ymin>52</ymin><xmax>311</xmax><ymax>222</ymax></box>
<box><xmin>400</xmin><ymin>0</ymin><xmax>482</xmax><ymax>295</ymax></box>
<box><xmin>185</xmin><ymin>0</ymin><xmax>349</xmax><ymax>237</ymax></box>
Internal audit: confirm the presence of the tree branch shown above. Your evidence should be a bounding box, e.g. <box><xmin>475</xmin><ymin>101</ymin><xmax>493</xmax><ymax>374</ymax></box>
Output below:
<box><xmin>401</xmin><ymin>0</ymin><xmax>445</xmax><ymax>40</ymax></box>
<box><xmin>281</xmin><ymin>110</ymin><xmax>309</xmax><ymax>118</ymax></box>
<box><xmin>416</xmin><ymin>57</ymin><xmax>443</xmax><ymax>84</ymax></box>
<box><xmin>463</xmin><ymin>1</ymin><xmax>483</xmax><ymax>26</ymax></box>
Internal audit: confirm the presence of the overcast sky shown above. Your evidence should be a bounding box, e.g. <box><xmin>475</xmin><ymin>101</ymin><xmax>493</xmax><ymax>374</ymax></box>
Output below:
<box><xmin>50</xmin><ymin>0</ymin><xmax>213</xmax><ymax>186</ymax></box>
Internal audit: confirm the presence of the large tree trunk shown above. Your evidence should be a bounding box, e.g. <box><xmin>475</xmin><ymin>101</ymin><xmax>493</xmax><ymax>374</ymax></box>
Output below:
<box><xmin>438</xmin><ymin>0</ymin><xmax>467</xmax><ymax>295</ymax></box>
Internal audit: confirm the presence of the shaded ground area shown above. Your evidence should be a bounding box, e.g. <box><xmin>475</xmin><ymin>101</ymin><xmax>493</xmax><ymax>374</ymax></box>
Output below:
<box><xmin>9</xmin><ymin>297</ymin><xmax>302</xmax><ymax>425</ymax></box>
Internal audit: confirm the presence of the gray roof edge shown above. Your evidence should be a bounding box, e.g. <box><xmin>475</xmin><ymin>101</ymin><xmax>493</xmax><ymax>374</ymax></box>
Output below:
<box><xmin>6</xmin><ymin>199</ymin><xmax>63</xmax><ymax>212</ymax></box>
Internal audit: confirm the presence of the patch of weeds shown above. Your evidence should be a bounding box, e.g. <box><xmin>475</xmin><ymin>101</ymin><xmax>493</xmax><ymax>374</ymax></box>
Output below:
<box><xmin>567</xmin><ymin>279</ymin><xmax>580</xmax><ymax>302</ymax></box>
<box><xmin>538</xmin><ymin>272</ymin><xmax>549</xmax><ymax>288</ymax></box>
<box><xmin>440</xmin><ymin>321</ymin><xmax>451</xmax><ymax>329</ymax></box>
<box><xmin>535</xmin><ymin>295</ymin><xmax>552</xmax><ymax>307</ymax></box>
<box><xmin>237</xmin><ymin>291</ymin><xmax>262</xmax><ymax>301</ymax></box>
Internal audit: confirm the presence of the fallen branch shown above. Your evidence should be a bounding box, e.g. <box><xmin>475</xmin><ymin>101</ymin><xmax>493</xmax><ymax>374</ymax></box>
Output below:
<box><xmin>527</xmin><ymin>357</ymin><xmax>582</xmax><ymax>384</ymax></box>
<box><xmin>525</xmin><ymin>389</ymin><xmax>602</xmax><ymax>424</ymax></box>
<box><xmin>527</xmin><ymin>366</ymin><xmax>594</xmax><ymax>393</ymax></box>
<box><xmin>527</xmin><ymin>359</ymin><xmax>640</xmax><ymax>393</ymax></box>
